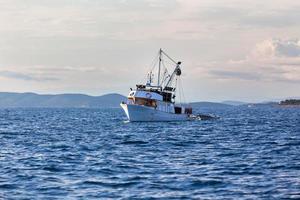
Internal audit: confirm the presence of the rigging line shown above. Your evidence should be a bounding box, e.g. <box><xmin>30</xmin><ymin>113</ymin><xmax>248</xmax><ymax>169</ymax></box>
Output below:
<box><xmin>158</xmin><ymin>48</ymin><xmax>162</xmax><ymax>86</ymax></box>
<box><xmin>162</xmin><ymin>58</ymin><xmax>170</xmax><ymax>75</ymax></box>
<box><xmin>139</xmin><ymin>50</ymin><xmax>159</xmax><ymax>85</ymax></box>
<box><xmin>161</xmin><ymin>74</ymin><xmax>171</xmax><ymax>87</ymax></box>
<box><xmin>160</xmin><ymin>59</ymin><xmax>170</xmax><ymax>86</ymax></box>
<box><xmin>161</xmin><ymin>49</ymin><xmax>178</xmax><ymax>65</ymax></box>
<box><xmin>160</xmin><ymin>62</ymin><xmax>166</xmax><ymax>87</ymax></box>
<box><xmin>179</xmin><ymin>77</ymin><xmax>184</xmax><ymax>104</ymax></box>
<box><xmin>162</xmin><ymin>55</ymin><xmax>177</xmax><ymax>68</ymax></box>
<box><xmin>179</xmin><ymin>77</ymin><xmax>183</xmax><ymax>105</ymax></box>
<box><xmin>179</xmin><ymin>79</ymin><xmax>183</xmax><ymax>105</ymax></box>
<box><xmin>149</xmin><ymin>50</ymin><xmax>160</xmax><ymax>73</ymax></box>
<box><xmin>178</xmin><ymin>77</ymin><xmax>183</xmax><ymax>104</ymax></box>
<box><xmin>176</xmin><ymin>76</ymin><xmax>181</xmax><ymax>105</ymax></box>
<box><xmin>179</xmin><ymin>77</ymin><xmax>187</xmax><ymax>104</ymax></box>
<box><xmin>174</xmin><ymin>77</ymin><xmax>178</xmax><ymax>103</ymax></box>
<box><xmin>160</xmin><ymin>62</ymin><xmax>168</xmax><ymax>86</ymax></box>
<box><xmin>161</xmin><ymin>55</ymin><xmax>178</xmax><ymax>86</ymax></box>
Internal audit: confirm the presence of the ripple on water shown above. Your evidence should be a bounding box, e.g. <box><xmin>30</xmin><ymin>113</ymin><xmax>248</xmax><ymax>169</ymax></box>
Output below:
<box><xmin>0</xmin><ymin>107</ymin><xmax>299</xmax><ymax>199</ymax></box>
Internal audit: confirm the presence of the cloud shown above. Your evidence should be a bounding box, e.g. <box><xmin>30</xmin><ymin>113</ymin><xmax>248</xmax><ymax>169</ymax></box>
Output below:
<box><xmin>209</xmin><ymin>70</ymin><xmax>261</xmax><ymax>81</ymax></box>
<box><xmin>192</xmin><ymin>2</ymin><xmax>300</xmax><ymax>29</ymax></box>
<box><xmin>0</xmin><ymin>70</ymin><xmax>58</xmax><ymax>81</ymax></box>
<box><xmin>0</xmin><ymin>0</ymin><xmax>179</xmax><ymax>39</ymax></box>
<box><xmin>202</xmin><ymin>39</ymin><xmax>300</xmax><ymax>83</ymax></box>
<box><xmin>252</xmin><ymin>39</ymin><xmax>300</xmax><ymax>58</ymax></box>
<box><xmin>31</xmin><ymin>66</ymin><xmax>97</xmax><ymax>73</ymax></box>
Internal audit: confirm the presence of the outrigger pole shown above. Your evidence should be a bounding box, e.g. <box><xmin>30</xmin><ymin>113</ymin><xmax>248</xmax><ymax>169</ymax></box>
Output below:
<box><xmin>158</xmin><ymin>49</ymin><xmax>181</xmax><ymax>90</ymax></box>
<box><xmin>164</xmin><ymin>61</ymin><xmax>181</xmax><ymax>90</ymax></box>
<box><xmin>157</xmin><ymin>49</ymin><xmax>180</xmax><ymax>90</ymax></box>
<box><xmin>160</xmin><ymin>49</ymin><xmax>178</xmax><ymax>65</ymax></box>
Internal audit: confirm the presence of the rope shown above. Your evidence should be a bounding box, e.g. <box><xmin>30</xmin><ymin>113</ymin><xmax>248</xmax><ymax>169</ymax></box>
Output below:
<box><xmin>161</xmin><ymin>50</ymin><xmax>178</xmax><ymax>65</ymax></box>
<box><xmin>160</xmin><ymin>59</ymin><xmax>170</xmax><ymax>87</ymax></box>
<box><xmin>138</xmin><ymin>50</ymin><xmax>160</xmax><ymax>85</ymax></box>
<box><xmin>174</xmin><ymin>77</ymin><xmax>178</xmax><ymax>104</ymax></box>
<box><xmin>173</xmin><ymin>76</ymin><xmax>187</xmax><ymax>105</ymax></box>
<box><xmin>181</xmin><ymin>77</ymin><xmax>186</xmax><ymax>104</ymax></box>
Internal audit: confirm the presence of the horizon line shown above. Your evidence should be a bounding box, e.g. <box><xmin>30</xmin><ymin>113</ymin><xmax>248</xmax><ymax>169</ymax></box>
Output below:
<box><xmin>0</xmin><ymin>91</ymin><xmax>298</xmax><ymax>103</ymax></box>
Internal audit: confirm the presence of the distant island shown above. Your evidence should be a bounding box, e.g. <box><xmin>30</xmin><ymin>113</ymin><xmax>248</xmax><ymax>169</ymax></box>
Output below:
<box><xmin>0</xmin><ymin>92</ymin><xmax>237</xmax><ymax>108</ymax></box>
<box><xmin>279</xmin><ymin>99</ymin><xmax>300</xmax><ymax>107</ymax></box>
<box><xmin>0</xmin><ymin>92</ymin><xmax>127</xmax><ymax>108</ymax></box>
<box><xmin>0</xmin><ymin>92</ymin><xmax>298</xmax><ymax>108</ymax></box>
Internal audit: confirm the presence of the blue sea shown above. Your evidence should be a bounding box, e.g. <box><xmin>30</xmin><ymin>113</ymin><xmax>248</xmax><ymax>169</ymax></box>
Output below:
<box><xmin>0</xmin><ymin>106</ymin><xmax>299</xmax><ymax>199</ymax></box>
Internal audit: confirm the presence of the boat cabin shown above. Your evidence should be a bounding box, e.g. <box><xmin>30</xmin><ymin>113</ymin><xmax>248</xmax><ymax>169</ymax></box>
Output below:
<box><xmin>126</xmin><ymin>87</ymin><xmax>192</xmax><ymax>115</ymax></box>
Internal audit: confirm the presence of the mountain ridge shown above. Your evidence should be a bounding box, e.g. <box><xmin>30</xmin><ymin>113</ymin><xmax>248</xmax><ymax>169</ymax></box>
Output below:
<box><xmin>0</xmin><ymin>92</ymin><xmax>127</xmax><ymax>108</ymax></box>
<box><xmin>0</xmin><ymin>92</ymin><xmax>294</xmax><ymax>108</ymax></box>
<box><xmin>0</xmin><ymin>92</ymin><xmax>236</xmax><ymax>108</ymax></box>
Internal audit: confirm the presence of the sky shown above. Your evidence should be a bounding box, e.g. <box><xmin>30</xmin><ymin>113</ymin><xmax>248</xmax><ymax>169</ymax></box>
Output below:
<box><xmin>0</xmin><ymin>0</ymin><xmax>299</xmax><ymax>102</ymax></box>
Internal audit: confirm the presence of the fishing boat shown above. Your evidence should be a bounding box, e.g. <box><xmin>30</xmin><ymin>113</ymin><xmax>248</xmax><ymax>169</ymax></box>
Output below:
<box><xmin>120</xmin><ymin>49</ymin><xmax>192</xmax><ymax>122</ymax></box>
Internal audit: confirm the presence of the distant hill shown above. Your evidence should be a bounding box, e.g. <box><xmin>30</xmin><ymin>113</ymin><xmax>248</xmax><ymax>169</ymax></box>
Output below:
<box><xmin>0</xmin><ymin>92</ymin><xmax>237</xmax><ymax>108</ymax></box>
<box><xmin>0</xmin><ymin>92</ymin><xmax>127</xmax><ymax>108</ymax></box>
<box><xmin>1</xmin><ymin>92</ymin><xmax>297</xmax><ymax>109</ymax></box>
<box><xmin>221</xmin><ymin>100</ymin><xmax>248</xmax><ymax>106</ymax></box>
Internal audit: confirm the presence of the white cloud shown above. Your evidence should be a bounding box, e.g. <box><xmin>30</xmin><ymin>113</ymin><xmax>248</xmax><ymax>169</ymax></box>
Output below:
<box><xmin>252</xmin><ymin>39</ymin><xmax>300</xmax><ymax>58</ymax></box>
<box><xmin>202</xmin><ymin>39</ymin><xmax>300</xmax><ymax>83</ymax></box>
<box><xmin>0</xmin><ymin>70</ymin><xmax>58</xmax><ymax>81</ymax></box>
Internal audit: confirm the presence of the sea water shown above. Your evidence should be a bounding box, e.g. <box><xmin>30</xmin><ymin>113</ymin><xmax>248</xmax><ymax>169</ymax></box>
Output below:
<box><xmin>0</xmin><ymin>107</ymin><xmax>299</xmax><ymax>199</ymax></box>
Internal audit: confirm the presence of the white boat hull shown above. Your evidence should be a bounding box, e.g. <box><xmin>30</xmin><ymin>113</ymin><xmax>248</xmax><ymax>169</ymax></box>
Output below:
<box><xmin>120</xmin><ymin>103</ymin><xmax>189</xmax><ymax>122</ymax></box>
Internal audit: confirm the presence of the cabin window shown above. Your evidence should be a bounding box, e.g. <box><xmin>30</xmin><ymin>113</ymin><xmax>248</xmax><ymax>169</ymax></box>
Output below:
<box><xmin>127</xmin><ymin>98</ymin><xmax>134</xmax><ymax>104</ymax></box>
<box><xmin>174</xmin><ymin>107</ymin><xmax>182</xmax><ymax>114</ymax></box>
<box><xmin>135</xmin><ymin>98</ymin><xmax>156</xmax><ymax>107</ymax></box>
<box><xmin>162</xmin><ymin>92</ymin><xmax>172</xmax><ymax>102</ymax></box>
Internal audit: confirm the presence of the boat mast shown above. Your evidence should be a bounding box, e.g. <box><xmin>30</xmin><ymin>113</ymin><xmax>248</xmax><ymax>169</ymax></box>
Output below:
<box><xmin>157</xmin><ymin>48</ymin><xmax>162</xmax><ymax>88</ymax></box>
